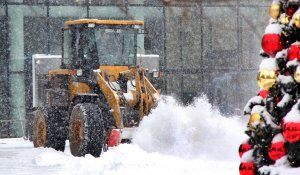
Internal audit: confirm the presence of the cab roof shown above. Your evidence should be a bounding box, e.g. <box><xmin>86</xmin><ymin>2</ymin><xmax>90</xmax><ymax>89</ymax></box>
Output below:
<box><xmin>65</xmin><ymin>19</ymin><xmax>144</xmax><ymax>26</ymax></box>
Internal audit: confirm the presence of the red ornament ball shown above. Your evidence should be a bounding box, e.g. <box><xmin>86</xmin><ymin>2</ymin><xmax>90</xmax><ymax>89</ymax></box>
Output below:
<box><xmin>238</xmin><ymin>142</ymin><xmax>252</xmax><ymax>158</ymax></box>
<box><xmin>288</xmin><ymin>44</ymin><xmax>300</xmax><ymax>61</ymax></box>
<box><xmin>261</xmin><ymin>33</ymin><xmax>283</xmax><ymax>57</ymax></box>
<box><xmin>268</xmin><ymin>142</ymin><xmax>286</xmax><ymax>161</ymax></box>
<box><xmin>286</xmin><ymin>7</ymin><xmax>298</xmax><ymax>17</ymax></box>
<box><xmin>258</xmin><ymin>90</ymin><xmax>269</xmax><ymax>99</ymax></box>
<box><xmin>239</xmin><ymin>162</ymin><xmax>255</xmax><ymax>175</ymax></box>
<box><xmin>286</xmin><ymin>1</ymin><xmax>299</xmax><ymax>17</ymax></box>
<box><xmin>282</xmin><ymin>122</ymin><xmax>300</xmax><ymax>143</ymax></box>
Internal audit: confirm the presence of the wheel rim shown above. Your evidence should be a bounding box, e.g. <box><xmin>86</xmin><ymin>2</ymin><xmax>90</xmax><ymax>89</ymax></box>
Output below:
<box><xmin>73</xmin><ymin>119</ymin><xmax>83</xmax><ymax>144</ymax></box>
<box><xmin>36</xmin><ymin>116</ymin><xmax>46</xmax><ymax>147</ymax></box>
<box><xmin>70</xmin><ymin>117</ymin><xmax>84</xmax><ymax>155</ymax></box>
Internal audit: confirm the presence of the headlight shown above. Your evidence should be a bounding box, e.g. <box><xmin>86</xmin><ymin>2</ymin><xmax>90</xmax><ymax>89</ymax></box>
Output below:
<box><xmin>88</xmin><ymin>23</ymin><xmax>95</xmax><ymax>28</ymax></box>
<box><xmin>77</xmin><ymin>69</ymin><xmax>83</xmax><ymax>76</ymax></box>
<box><xmin>134</xmin><ymin>25</ymin><xmax>141</xmax><ymax>29</ymax></box>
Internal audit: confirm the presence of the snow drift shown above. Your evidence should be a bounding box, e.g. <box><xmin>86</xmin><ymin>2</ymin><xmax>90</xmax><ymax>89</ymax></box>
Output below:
<box><xmin>0</xmin><ymin>96</ymin><xmax>248</xmax><ymax>175</ymax></box>
<box><xmin>133</xmin><ymin>95</ymin><xmax>247</xmax><ymax>161</ymax></box>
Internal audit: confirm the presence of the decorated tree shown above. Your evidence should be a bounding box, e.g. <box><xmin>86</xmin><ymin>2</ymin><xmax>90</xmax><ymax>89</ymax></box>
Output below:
<box><xmin>239</xmin><ymin>0</ymin><xmax>300</xmax><ymax>175</ymax></box>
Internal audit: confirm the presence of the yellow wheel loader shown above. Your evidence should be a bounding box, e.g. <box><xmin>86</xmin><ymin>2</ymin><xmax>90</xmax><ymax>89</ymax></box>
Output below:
<box><xmin>30</xmin><ymin>19</ymin><xmax>159</xmax><ymax>157</ymax></box>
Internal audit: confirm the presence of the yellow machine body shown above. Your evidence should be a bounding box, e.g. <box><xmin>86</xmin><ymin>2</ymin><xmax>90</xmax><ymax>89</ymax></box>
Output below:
<box><xmin>31</xmin><ymin>19</ymin><xmax>159</xmax><ymax>157</ymax></box>
<box><xmin>45</xmin><ymin>19</ymin><xmax>159</xmax><ymax>128</ymax></box>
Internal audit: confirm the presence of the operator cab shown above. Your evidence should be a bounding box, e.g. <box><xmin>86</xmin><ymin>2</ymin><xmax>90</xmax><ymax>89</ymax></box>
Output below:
<box><xmin>63</xmin><ymin>19</ymin><xmax>144</xmax><ymax>70</ymax></box>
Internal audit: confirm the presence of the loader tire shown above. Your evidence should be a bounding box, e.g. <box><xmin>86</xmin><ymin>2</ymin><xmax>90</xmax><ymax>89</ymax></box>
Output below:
<box><xmin>25</xmin><ymin>112</ymin><xmax>34</xmax><ymax>141</ymax></box>
<box><xmin>69</xmin><ymin>103</ymin><xmax>104</xmax><ymax>157</ymax></box>
<box><xmin>45</xmin><ymin>107</ymin><xmax>67</xmax><ymax>151</ymax></box>
<box><xmin>33</xmin><ymin>108</ymin><xmax>67</xmax><ymax>152</ymax></box>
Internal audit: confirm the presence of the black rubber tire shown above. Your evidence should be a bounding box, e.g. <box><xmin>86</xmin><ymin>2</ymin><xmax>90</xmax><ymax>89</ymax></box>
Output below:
<box><xmin>69</xmin><ymin>103</ymin><xmax>104</xmax><ymax>157</ymax></box>
<box><xmin>25</xmin><ymin>112</ymin><xmax>34</xmax><ymax>141</ymax></box>
<box><xmin>45</xmin><ymin>107</ymin><xmax>67</xmax><ymax>151</ymax></box>
<box><xmin>32</xmin><ymin>107</ymin><xmax>67</xmax><ymax>152</ymax></box>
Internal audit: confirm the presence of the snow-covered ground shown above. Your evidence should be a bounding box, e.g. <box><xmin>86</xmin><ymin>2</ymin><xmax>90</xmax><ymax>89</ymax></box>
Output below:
<box><xmin>0</xmin><ymin>96</ymin><xmax>249</xmax><ymax>175</ymax></box>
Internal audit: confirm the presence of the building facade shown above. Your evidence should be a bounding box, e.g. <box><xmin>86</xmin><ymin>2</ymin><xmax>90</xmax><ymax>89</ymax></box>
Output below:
<box><xmin>0</xmin><ymin>0</ymin><xmax>269</xmax><ymax>137</ymax></box>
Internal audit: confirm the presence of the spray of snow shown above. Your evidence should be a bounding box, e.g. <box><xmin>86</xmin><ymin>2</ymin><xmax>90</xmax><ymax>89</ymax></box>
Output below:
<box><xmin>132</xmin><ymin>96</ymin><xmax>247</xmax><ymax>161</ymax></box>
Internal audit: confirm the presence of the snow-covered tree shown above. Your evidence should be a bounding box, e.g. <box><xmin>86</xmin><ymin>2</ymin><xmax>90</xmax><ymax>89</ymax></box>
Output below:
<box><xmin>240</xmin><ymin>1</ymin><xmax>300</xmax><ymax>175</ymax></box>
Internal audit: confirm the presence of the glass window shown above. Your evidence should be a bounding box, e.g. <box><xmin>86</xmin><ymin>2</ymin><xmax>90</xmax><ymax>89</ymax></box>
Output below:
<box><xmin>181</xmin><ymin>7</ymin><xmax>202</xmax><ymax>70</ymax></box>
<box><xmin>143</xmin><ymin>0</ymin><xmax>162</xmax><ymax>6</ymax></box>
<box><xmin>240</xmin><ymin>0</ymin><xmax>269</xmax><ymax>6</ymax></box>
<box><xmin>24</xmin><ymin>17</ymin><xmax>48</xmax><ymax>57</ymax></box>
<box><xmin>202</xmin><ymin>0</ymin><xmax>237</xmax><ymax>6</ymax></box>
<box><xmin>70</xmin><ymin>26</ymin><xmax>137</xmax><ymax>68</ymax></box>
<box><xmin>142</xmin><ymin>7</ymin><xmax>164</xmax><ymax>57</ymax></box>
<box><xmin>166</xmin><ymin>73</ymin><xmax>181</xmax><ymax>95</ymax></box>
<box><xmin>89</xmin><ymin>6</ymin><xmax>125</xmax><ymax>18</ymax></box>
<box><xmin>0</xmin><ymin>6</ymin><xmax>4</xmax><ymax>16</ymax></box>
<box><xmin>49</xmin><ymin>6</ymin><xmax>87</xmax><ymax>18</ymax></box>
<box><xmin>240</xmin><ymin>7</ymin><xmax>269</xmax><ymax>69</ymax></box>
<box><xmin>8</xmin><ymin>5</ymin><xmax>46</xmax><ymax>72</ymax></box>
<box><xmin>63</xmin><ymin>28</ymin><xmax>72</xmax><ymax>65</ymax></box>
<box><xmin>47</xmin><ymin>18</ymin><xmax>64</xmax><ymax>55</ymax></box>
<box><xmin>203</xmin><ymin>7</ymin><xmax>238</xmax><ymax>51</ymax></box>
<box><xmin>0</xmin><ymin>16</ymin><xmax>9</xmax><ymax>124</ymax></box>
<box><xmin>94</xmin><ymin>28</ymin><xmax>135</xmax><ymax>65</ymax></box>
<box><xmin>0</xmin><ymin>17</ymin><xmax>8</xmax><ymax>65</ymax></box>
<box><xmin>7</xmin><ymin>0</ymin><xmax>23</xmax><ymax>3</ymax></box>
<box><xmin>23</xmin><ymin>0</ymin><xmax>47</xmax><ymax>4</ymax></box>
<box><xmin>164</xmin><ymin>7</ymin><xmax>182</xmax><ymax>70</ymax></box>
<box><xmin>49</xmin><ymin>0</ymin><xmax>77</xmax><ymax>5</ymax></box>
<box><xmin>183</xmin><ymin>74</ymin><xmax>203</xmax><ymax>93</ymax></box>
<box><xmin>127</xmin><ymin>0</ymin><xmax>146</xmax><ymax>5</ymax></box>
<box><xmin>89</xmin><ymin>0</ymin><xmax>147</xmax><ymax>6</ymax></box>
<box><xmin>202</xmin><ymin>7</ymin><xmax>239</xmax><ymax>69</ymax></box>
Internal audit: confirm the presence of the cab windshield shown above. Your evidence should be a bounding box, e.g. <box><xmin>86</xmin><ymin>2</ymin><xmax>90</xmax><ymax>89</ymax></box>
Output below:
<box><xmin>70</xmin><ymin>26</ymin><xmax>137</xmax><ymax>69</ymax></box>
<box><xmin>96</xmin><ymin>28</ymin><xmax>136</xmax><ymax>65</ymax></box>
